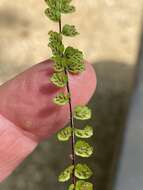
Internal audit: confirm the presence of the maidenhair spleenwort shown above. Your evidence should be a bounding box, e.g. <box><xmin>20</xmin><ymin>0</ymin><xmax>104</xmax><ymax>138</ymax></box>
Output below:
<box><xmin>44</xmin><ymin>0</ymin><xmax>94</xmax><ymax>189</ymax></box>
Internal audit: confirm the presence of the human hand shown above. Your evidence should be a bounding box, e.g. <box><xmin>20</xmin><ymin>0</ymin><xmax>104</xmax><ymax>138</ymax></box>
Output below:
<box><xmin>0</xmin><ymin>59</ymin><xmax>96</xmax><ymax>182</ymax></box>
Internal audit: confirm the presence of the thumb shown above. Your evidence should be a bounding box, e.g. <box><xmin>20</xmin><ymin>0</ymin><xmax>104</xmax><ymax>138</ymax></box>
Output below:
<box><xmin>0</xmin><ymin>59</ymin><xmax>96</xmax><ymax>182</ymax></box>
<box><xmin>0</xmin><ymin>60</ymin><xmax>97</xmax><ymax>141</ymax></box>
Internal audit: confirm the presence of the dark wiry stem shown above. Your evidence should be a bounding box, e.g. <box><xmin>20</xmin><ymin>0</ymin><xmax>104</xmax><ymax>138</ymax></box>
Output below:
<box><xmin>59</xmin><ymin>18</ymin><xmax>76</xmax><ymax>187</ymax></box>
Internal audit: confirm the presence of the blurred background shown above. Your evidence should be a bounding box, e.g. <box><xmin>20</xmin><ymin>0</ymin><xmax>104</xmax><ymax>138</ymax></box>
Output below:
<box><xmin>0</xmin><ymin>0</ymin><xmax>143</xmax><ymax>190</ymax></box>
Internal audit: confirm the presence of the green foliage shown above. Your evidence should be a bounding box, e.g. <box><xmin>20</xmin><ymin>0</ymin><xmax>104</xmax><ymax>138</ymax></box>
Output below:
<box><xmin>74</xmin><ymin>106</ymin><xmax>92</xmax><ymax>120</ymax></box>
<box><xmin>52</xmin><ymin>56</ymin><xmax>65</xmax><ymax>72</ymax></box>
<box><xmin>75</xmin><ymin>125</ymin><xmax>93</xmax><ymax>138</ymax></box>
<box><xmin>45</xmin><ymin>0</ymin><xmax>94</xmax><ymax>188</ymax></box>
<box><xmin>53</xmin><ymin>93</ymin><xmax>69</xmax><ymax>105</ymax></box>
<box><xmin>45</xmin><ymin>8</ymin><xmax>61</xmax><ymax>22</ymax></box>
<box><xmin>62</xmin><ymin>24</ymin><xmax>79</xmax><ymax>37</ymax></box>
<box><xmin>50</xmin><ymin>72</ymin><xmax>67</xmax><ymax>87</ymax></box>
<box><xmin>44</xmin><ymin>0</ymin><xmax>62</xmax><ymax>21</ymax></box>
<box><xmin>75</xmin><ymin>140</ymin><xmax>93</xmax><ymax>158</ymax></box>
<box><xmin>75</xmin><ymin>164</ymin><xmax>93</xmax><ymax>180</ymax></box>
<box><xmin>64</xmin><ymin>47</ymin><xmax>83</xmax><ymax>60</ymax></box>
<box><xmin>57</xmin><ymin>126</ymin><xmax>72</xmax><ymax>141</ymax></box>
<box><xmin>58</xmin><ymin>165</ymin><xmax>74</xmax><ymax>182</ymax></box>
<box><xmin>76</xmin><ymin>180</ymin><xmax>93</xmax><ymax>190</ymax></box>
<box><xmin>57</xmin><ymin>126</ymin><xmax>93</xmax><ymax>141</ymax></box>
<box><xmin>45</xmin><ymin>0</ymin><xmax>75</xmax><ymax>18</ymax></box>
<box><xmin>64</xmin><ymin>47</ymin><xmax>85</xmax><ymax>74</ymax></box>
<box><xmin>69</xmin><ymin>181</ymin><xmax>93</xmax><ymax>190</ymax></box>
<box><xmin>48</xmin><ymin>31</ymin><xmax>64</xmax><ymax>56</ymax></box>
<box><xmin>61</xmin><ymin>4</ymin><xmax>75</xmax><ymax>14</ymax></box>
<box><xmin>68</xmin><ymin>184</ymin><xmax>74</xmax><ymax>190</ymax></box>
<box><xmin>60</xmin><ymin>0</ymin><xmax>76</xmax><ymax>14</ymax></box>
<box><xmin>45</xmin><ymin>0</ymin><xmax>60</xmax><ymax>9</ymax></box>
<box><xmin>52</xmin><ymin>46</ymin><xmax>85</xmax><ymax>74</ymax></box>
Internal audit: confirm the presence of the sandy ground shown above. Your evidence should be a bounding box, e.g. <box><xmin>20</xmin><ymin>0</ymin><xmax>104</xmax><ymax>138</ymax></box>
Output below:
<box><xmin>0</xmin><ymin>0</ymin><xmax>143</xmax><ymax>84</ymax></box>
<box><xmin>0</xmin><ymin>1</ymin><xmax>143</xmax><ymax>190</ymax></box>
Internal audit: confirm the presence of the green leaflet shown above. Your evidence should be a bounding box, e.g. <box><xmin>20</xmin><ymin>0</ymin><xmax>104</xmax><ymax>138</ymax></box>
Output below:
<box><xmin>75</xmin><ymin>125</ymin><xmax>93</xmax><ymax>138</ymax></box>
<box><xmin>61</xmin><ymin>1</ymin><xmax>75</xmax><ymax>14</ymax></box>
<box><xmin>57</xmin><ymin>126</ymin><xmax>93</xmax><ymax>141</ymax></box>
<box><xmin>64</xmin><ymin>46</ymin><xmax>83</xmax><ymax>61</ymax></box>
<box><xmin>62</xmin><ymin>24</ymin><xmax>79</xmax><ymax>37</ymax></box>
<box><xmin>75</xmin><ymin>164</ymin><xmax>93</xmax><ymax>180</ymax></box>
<box><xmin>50</xmin><ymin>72</ymin><xmax>68</xmax><ymax>87</ymax></box>
<box><xmin>61</xmin><ymin>5</ymin><xmax>75</xmax><ymax>14</ymax></box>
<box><xmin>48</xmin><ymin>31</ymin><xmax>64</xmax><ymax>56</ymax></box>
<box><xmin>45</xmin><ymin>0</ymin><xmax>58</xmax><ymax>8</ymax></box>
<box><xmin>64</xmin><ymin>46</ymin><xmax>85</xmax><ymax>73</ymax></box>
<box><xmin>74</xmin><ymin>106</ymin><xmax>92</xmax><ymax>120</ymax></box>
<box><xmin>45</xmin><ymin>0</ymin><xmax>61</xmax><ymax>9</ymax></box>
<box><xmin>52</xmin><ymin>51</ymin><xmax>85</xmax><ymax>73</ymax></box>
<box><xmin>69</xmin><ymin>181</ymin><xmax>93</xmax><ymax>190</ymax></box>
<box><xmin>53</xmin><ymin>93</ymin><xmax>69</xmax><ymax>106</ymax></box>
<box><xmin>45</xmin><ymin>0</ymin><xmax>75</xmax><ymax>14</ymax></box>
<box><xmin>49</xmin><ymin>31</ymin><xmax>62</xmax><ymax>43</ymax></box>
<box><xmin>52</xmin><ymin>56</ymin><xmax>66</xmax><ymax>72</ymax></box>
<box><xmin>45</xmin><ymin>8</ymin><xmax>61</xmax><ymax>22</ymax></box>
<box><xmin>75</xmin><ymin>140</ymin><xmax>93</xmax><ymax>158</ymax></box>
<box><xmin>45</xmin><ymin>0</ymin><xmax>62</xmax><ymax>22</ymax></box>
<box><xmin>58</xmin><ymin>165</ymin><xmax>74</xmax><ymax>182</ymax></box>
<box><xmin>76</xmin><ymin>180</ymin><xmax>93</xmax><ymax>190</ymax></box>
<box><xmin>57</xmin><ymin>126</ymin><xmax>72</xmax><ymax>141</ymax></box>
<box><xmin>67</xmin><ymin>61</ymin><xmax>85</xmax><ymax>74</ymax></box>
<box><xmin>68</xmin><ymin>184</ymin><xmax>74</xmax><ymax>190</ymax></box>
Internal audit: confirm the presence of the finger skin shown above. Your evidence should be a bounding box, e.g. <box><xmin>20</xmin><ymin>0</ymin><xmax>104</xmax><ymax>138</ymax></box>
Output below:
<box><xmin>0</xmin><ymin>115</ymin><xmax>37</xmax><ymax>182</ymax></box>
<box><xmin>0</xmin><ymin>60</ymin><xmax>96</xmax><ymax>182</ymax></box>
<box><xmin>0</xmin><ymin>60</ymin><xmax>96</xmax><ymax>141</ymax></box>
